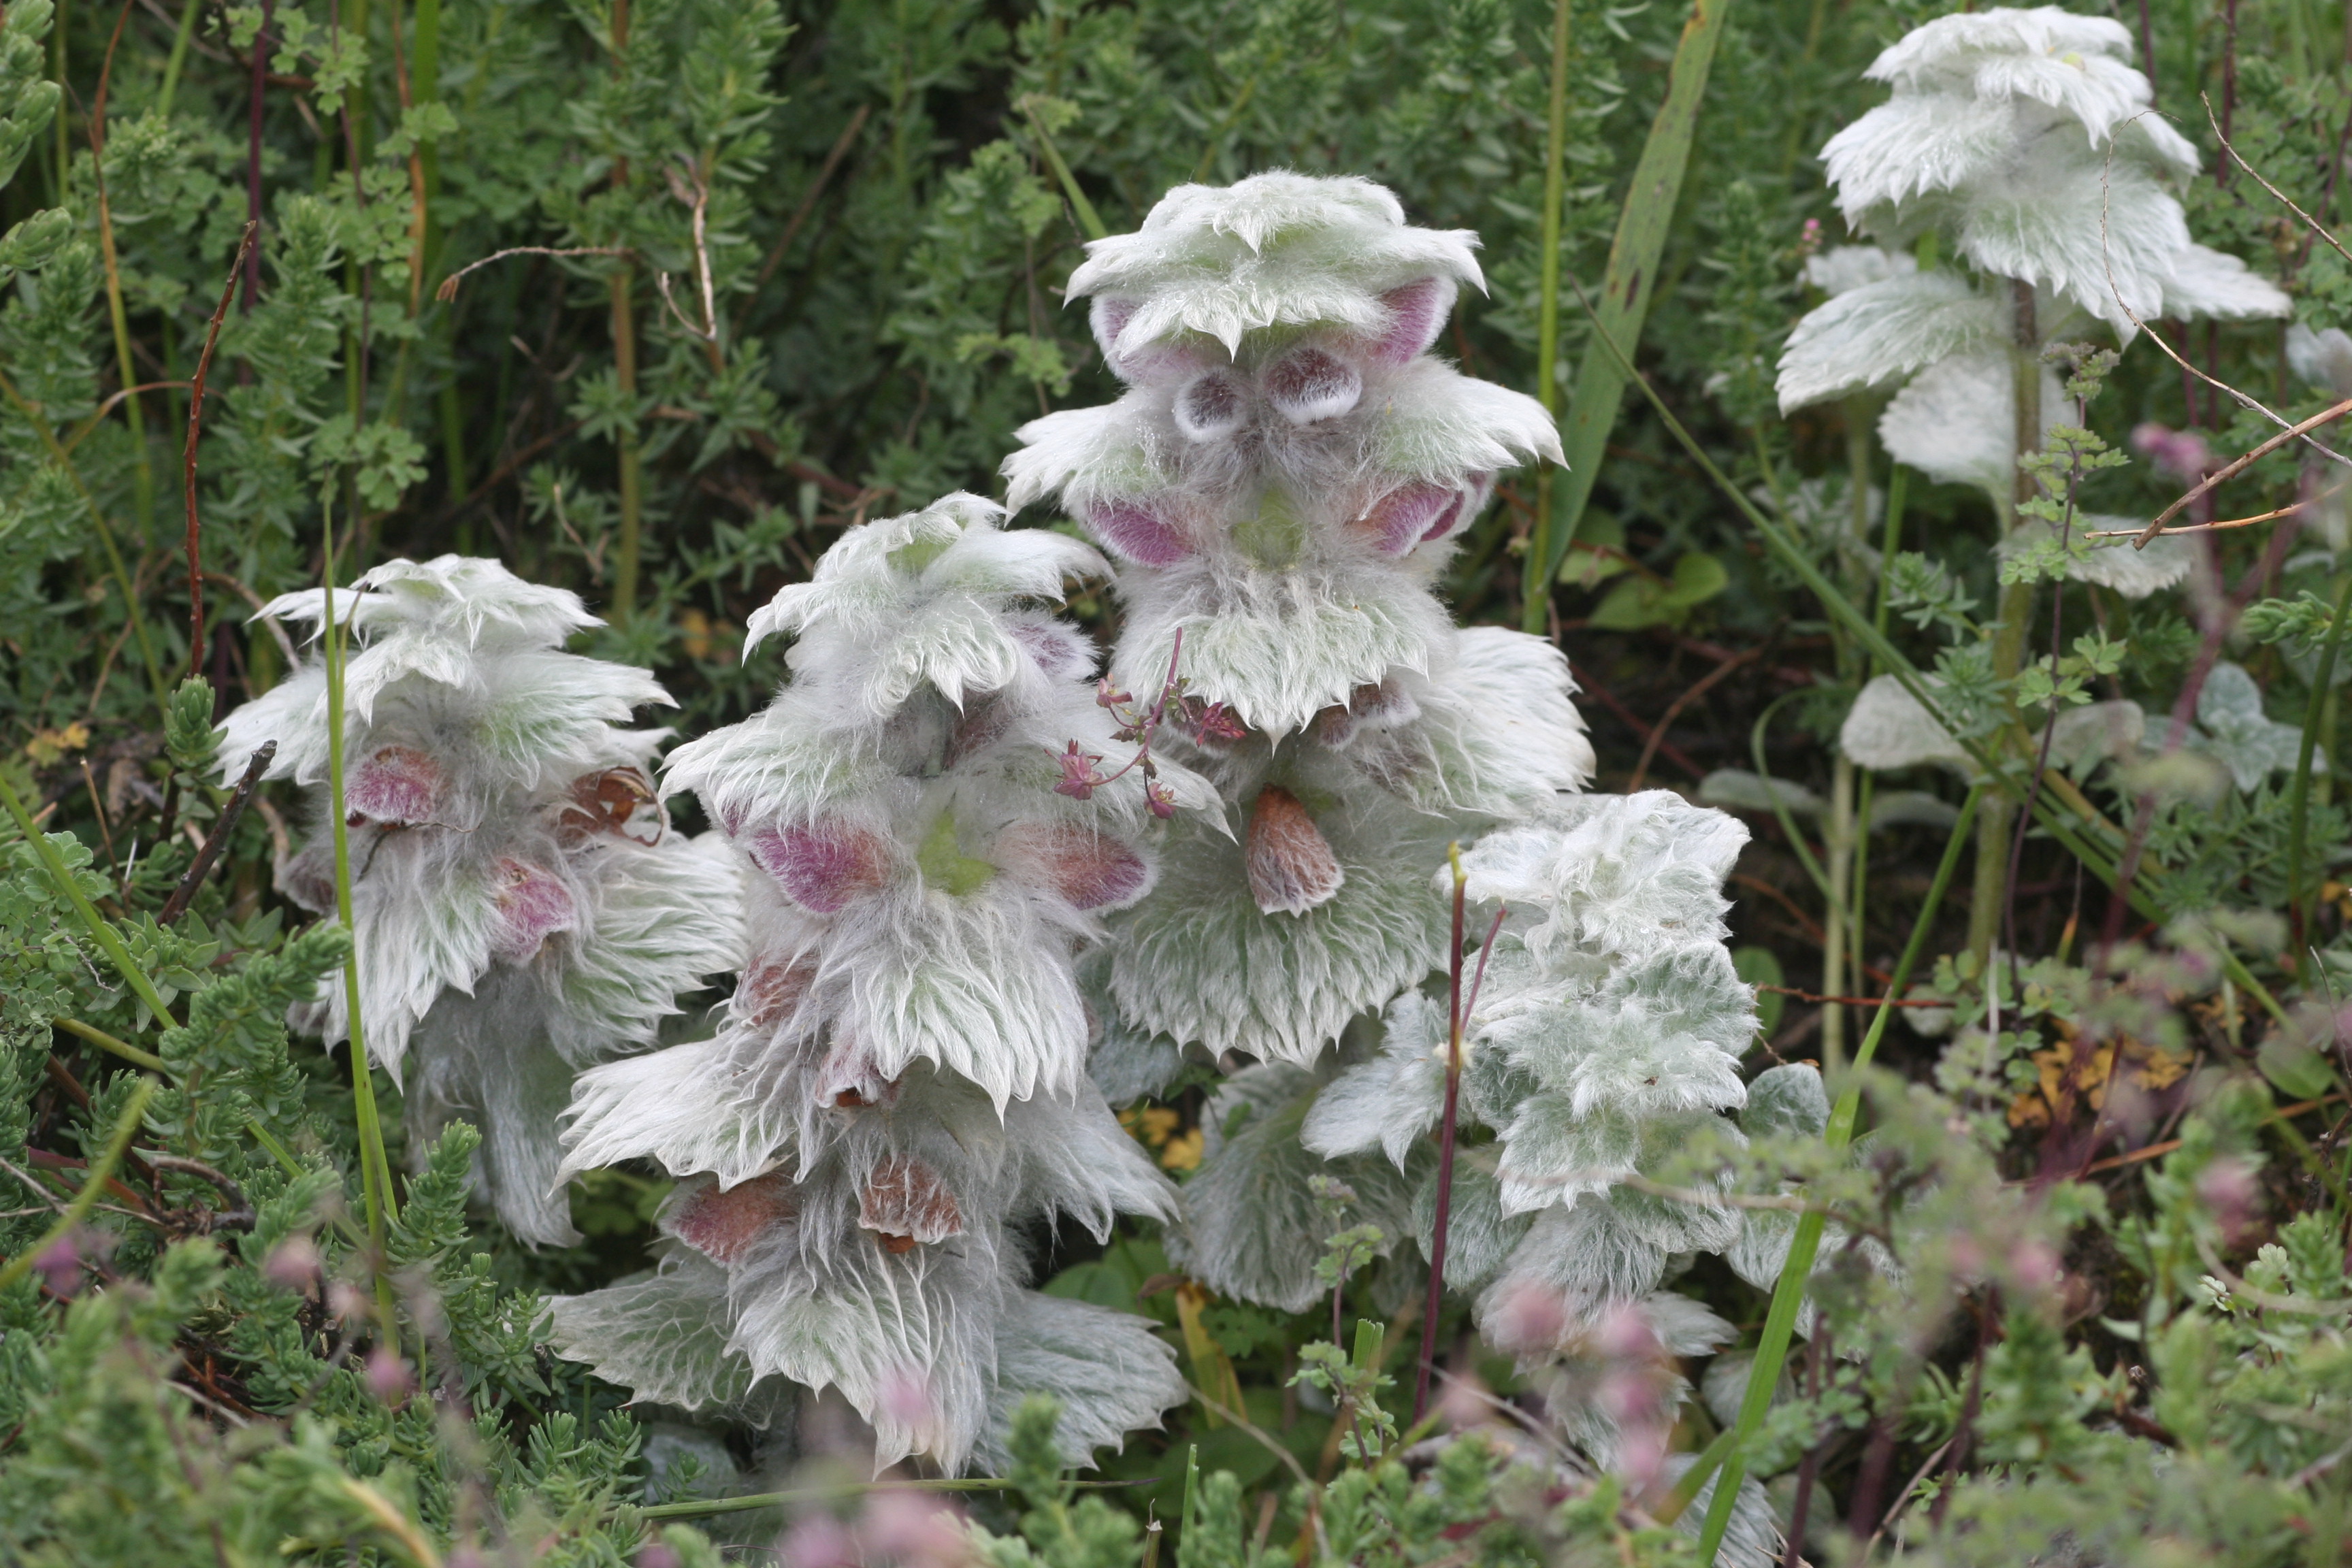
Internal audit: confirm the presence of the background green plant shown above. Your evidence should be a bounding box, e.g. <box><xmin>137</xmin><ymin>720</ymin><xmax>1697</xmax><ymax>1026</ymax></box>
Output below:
<box><xmin>9</xmin><ymin>0</ymin><xmax>2352</xmax><ymax>1558</ymax></box>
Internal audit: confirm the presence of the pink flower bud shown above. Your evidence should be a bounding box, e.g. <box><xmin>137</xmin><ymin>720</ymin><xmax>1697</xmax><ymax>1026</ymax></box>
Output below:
<box><xmin>1083</xmin><ymin>501</ymin><xmax>1191</xmax><ymax>567</ymax></box>
<box><xmin>2132</xmin><ymin>423</ymin><xmax>2212</xmax><ymax>484</ymax></box>
<box><xmin>747</xmin><ymin>822</ymin><xmax>892</xmax><ymax>913</ymax></box>
<box><xmin>2196</xmin><ymin>1156</ymin><xmax>2261</xmax><ymax>1245</ymax></box>
<box><xmin>1245</xmin><ymin>787</ymin><xmax>1345</xmax><ymax>915</ymax></box>
<box><xmin>33</xmin><ymin>1234</ymin><xmax>82</xmax><ymax>1298</ymax></box>
<box><xmin>779</xmin><ymin>1514</ymin><xmax>854</xmax><ymax>1568</ymax></box>
<box><xmin>263</xmin><ymin>1235</ymin><xmax>322</xmax><ymax>1290</ymax></box>
<box><xmin>346</xmin><ymin>745</ymin><xmax>444</xmax><ymax>827</ymax></box>
<box><xmin>365</xmin><ymin>1346</ymin><xmax>412</xmax><ymax>1403</ymax></box>
<box><xmin>489</xmin><ymin>858</ymin><xmax>577</xmax><ymax>963</ymax></box>
<box><xmin>1485</xmin><ymin>1279</ymin><xmax>1567</xmax><ymax>1355</ymax></box>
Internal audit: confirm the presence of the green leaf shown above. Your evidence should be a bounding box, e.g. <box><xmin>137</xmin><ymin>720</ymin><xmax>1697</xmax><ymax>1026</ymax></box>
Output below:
<box><xmin>1587</xmin><ymin>551</ymin><xmax>1728</xmax><ymax>629</ymax></box>
<box><xmin>1523</xmin><ymin>0</ymin><xmax>1738</xmax><ymax>628</ymax></box>
<box><xmin>2256</xmin><ymin>1035</ymin><xmax>2338</xmax><ymax>1102</ymax></box>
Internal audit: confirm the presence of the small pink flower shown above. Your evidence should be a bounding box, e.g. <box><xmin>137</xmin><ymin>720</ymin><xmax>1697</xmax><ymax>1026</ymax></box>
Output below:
<box><xmin>1190</xmin><ymin>702</ymin><xmax>1246</xmax><ymax>744</ymax></box>
<box><xmin>1484</xmin><ymin>1279</ymin><xmax>1567</xmax><ymax>1355</ymax></box>
<box><xmin>859</xmin><ymin>1488</ymin><xmax>970</xmax><ymax>1567</ymax></box>
<box><xmin>2009</xmin><ymin>1238</ymin><xmax>2064</xmax><ymax>1294</ymax></box>
<box><xmin>365</xmin><ymin>1345</ymin><xmax>412</xmax><ymax>1403</ymax></box>
<box><xmin>1051</xmin><ymin>742</ymin><xmax>1106</xmax><ymax>802</ymax></box>
<box><xmin>2132</xmin><ymin>423</ymin><xmax>2212</xmax><ymax>484</ymax></box>
<box><xmin>877</xmin><ymin>1366</ymin><xmax>936</xmax><ymax>1434</ymax></box>
<box><xmin>636</xmin><ymin>1541</ymin><xmax>684</xmax><ymax>1568</ymax></box>
<box><xmin>263</xmin><ymin>1235</ymin><xmax>322</xmax><ymax>1290</ymax></box>
<box><xmin>1592</xmin><ymin>1302</ymin><xmax>1661</xmax><ymax>1362</ymax></box>
<box><xmin>1145</xmin><ymin>780</ymin><xmax>1177</xmax><ymax>820</ymax></box>
<box><xmin>779</xmin><ymin>1514</ymin><xmax>854</xmax><ymax>1568</ymax></box>
<box><xmin>33</xmin><ymin>1235</ymin><xmax>82</xmax><ymax>1298</ymax></box>
<box><xmin>2196</xmin><ymin>1157</ymin><xmax>2261</xmax><ymax>1247</ymax></box>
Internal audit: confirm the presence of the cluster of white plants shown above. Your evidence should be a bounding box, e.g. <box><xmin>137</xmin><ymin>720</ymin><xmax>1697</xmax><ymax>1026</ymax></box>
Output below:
<box><xmin>220</xmin><ymin>557</ymin><xmax>743</xmax><ymax>1245</ymax></box>
<box><xmin>216</xmin><ymin>178</ymin><xmax>1794</xmax><ymax>1497</ymax></box>
<box><xmin>239</xmin><ymin>138</ymin><xmax>2302</xmax><ymax>1526</ymax></box>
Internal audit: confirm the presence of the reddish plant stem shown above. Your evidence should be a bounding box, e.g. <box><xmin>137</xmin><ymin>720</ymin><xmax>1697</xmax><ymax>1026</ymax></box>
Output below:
<box><xmin>1780</xmin><ymin>1325</ymin><xmax>1832</xmax><ymax>1568</ymax></box>
<box><xmin>185</xmin><ymin>223</ymin><xmax>259</xmax><ymax>678</ymax></box>
<box><xmin>1414</xmin><ymin>881</ymin><xmax>1506</xmax><ymax>1422</ymax></box>
<box><xmin>159</xmin><ymin>741</ymin><xmax>274</xmax><ymax>924</ymax></box>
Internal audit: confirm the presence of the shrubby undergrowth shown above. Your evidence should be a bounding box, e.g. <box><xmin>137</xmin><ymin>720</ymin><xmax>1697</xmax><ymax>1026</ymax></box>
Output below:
<box><xmin>9</xmin><ymin>0</ymin><xmax>2352</xmax><ymax>1561</ymax></box>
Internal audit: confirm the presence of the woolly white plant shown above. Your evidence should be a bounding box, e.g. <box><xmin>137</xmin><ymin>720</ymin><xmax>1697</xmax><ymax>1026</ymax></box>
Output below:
<box><xmin>1262</xmin><ymin>789</ymin><xmax>1784</xmax><ymax>1556</ymax></box>
<box><xmin>219</xmin><ymin>556</ymin><xmax>744</xmax><ymax>1245</ymax></box>
<box><xmin>1004</xmin><ymin>172</ymin><xmax>1592</xmax><ymax>1072</ymax></box>
<box><xmin>1298</xmin><ymin>792</ymin><xmax>1757</xmax><ymax>1350</ymax></box>
<box><xmin>1775</xmin><ymin>6</ymin><xmax>2289</xmax><ymax>598</ymax></box>
<box><xmin>547</xmin><ymin>493</ymin><xmax>1192</xmax><ymax>1472</ymax></box>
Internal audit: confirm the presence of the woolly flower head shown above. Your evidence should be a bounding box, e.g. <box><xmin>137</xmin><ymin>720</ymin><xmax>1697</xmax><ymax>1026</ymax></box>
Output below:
<box><xmin>1454</xmin><ymin>791</ymin><xmax>1748</xmax><ymax>966</ymax></box>
<box><xmin>236</xmin><ymin>555</ymin><xmax>665</xmax><ymax>789</ymax></box>
<box><xmin>1067</xmin><ymin>172</ymin><xmax>1484</xmax><ymax>371</ymax></box>
<box><xmin>744</xmin><ymin>492</ymin><xmax>1110</xmax><ymax>720</ymax></box>
<box><xmin>1819</xmin><ymin>5</ymin><xmax>2286</xmax><ymax>333</ymax></box>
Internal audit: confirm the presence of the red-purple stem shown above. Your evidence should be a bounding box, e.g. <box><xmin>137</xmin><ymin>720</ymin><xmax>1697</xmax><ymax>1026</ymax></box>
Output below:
<box><xmin>1414</xmin><ymin>883</ymin><xmax>1506</xmax><ymax>1422</ymax></box>
<box><xmin>1089</xmin><ymin>627</ymin><xmax>1187</xmax><ymax>791</ymax></box>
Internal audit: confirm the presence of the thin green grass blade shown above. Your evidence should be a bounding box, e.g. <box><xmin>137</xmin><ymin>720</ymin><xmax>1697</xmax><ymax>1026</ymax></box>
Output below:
<box><xmin>1521</xmin><ymin>0</ymin><xmax>1735</xmax><ymax>631</ymax></box>
<box><xmin>1526</xmin><ymin>0</ymin><xmax>1575</xmax><ymax>629</ymax></box>
<box><xmin>1694</xmin><ymin>785</ymin><xmax>1982</xmax><ymax>1558</ymax></box>
<box><xmin>319</xmin><ymin>494</ymin><xmax>400</xmax><ymax>1256</ymax></box>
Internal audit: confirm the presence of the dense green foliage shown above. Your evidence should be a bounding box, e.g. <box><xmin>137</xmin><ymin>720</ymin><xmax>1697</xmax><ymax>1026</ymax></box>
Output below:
<box><xmin>10</xmin><ymin>0</ymin><xmax>2352</xmax><ymax>1558</ymax></box>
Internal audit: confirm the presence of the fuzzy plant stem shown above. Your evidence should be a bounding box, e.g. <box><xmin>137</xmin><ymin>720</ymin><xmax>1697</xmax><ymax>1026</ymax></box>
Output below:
<box><xmin>319</xmin><ymin>501</ymin><xmax>401</xmax><ymax>1273</ymax></box>
<box><xmin>0</xmin><ymin>1077</ymin><xmax>157</xmax><ymax>1296</ymax></box>
<box><xmin>1821</xmin><ymin>760</ymin><xmax>1853</xmax><ymax>1068</ymax></box>
<box><xmin>1848</xmin><ymin>466</ymin><xmax>1910</xmax><ymax>998</ymax></box>
<box><xmin>1526</xmin><ymin>0</ymin><xmax>1573</xmax><ymax>632</ymax></box>
<box><xmin>1416</xmin><ymin>858</ymin><xmax>1506</xmax><ymax>1424</ymax></box>
<box><xmin>1971</xmin><ymin>282</ymin><xmax>2043</xmax><ymax>969</ymax></box>
<box><xmin>1414</xmin><ymin>845</ymin><xmax>1471</xmax><ymax>1424</ymax></box>
<box><xmin>2289</xmin><ymin>571</ymin><xmax>2352</xmax><ymax>978</ymax></box>
<box><xmin>1692</xmin><ymin>785</ymin><xmax>1984</xmax><ymax>1558</ymax></box>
